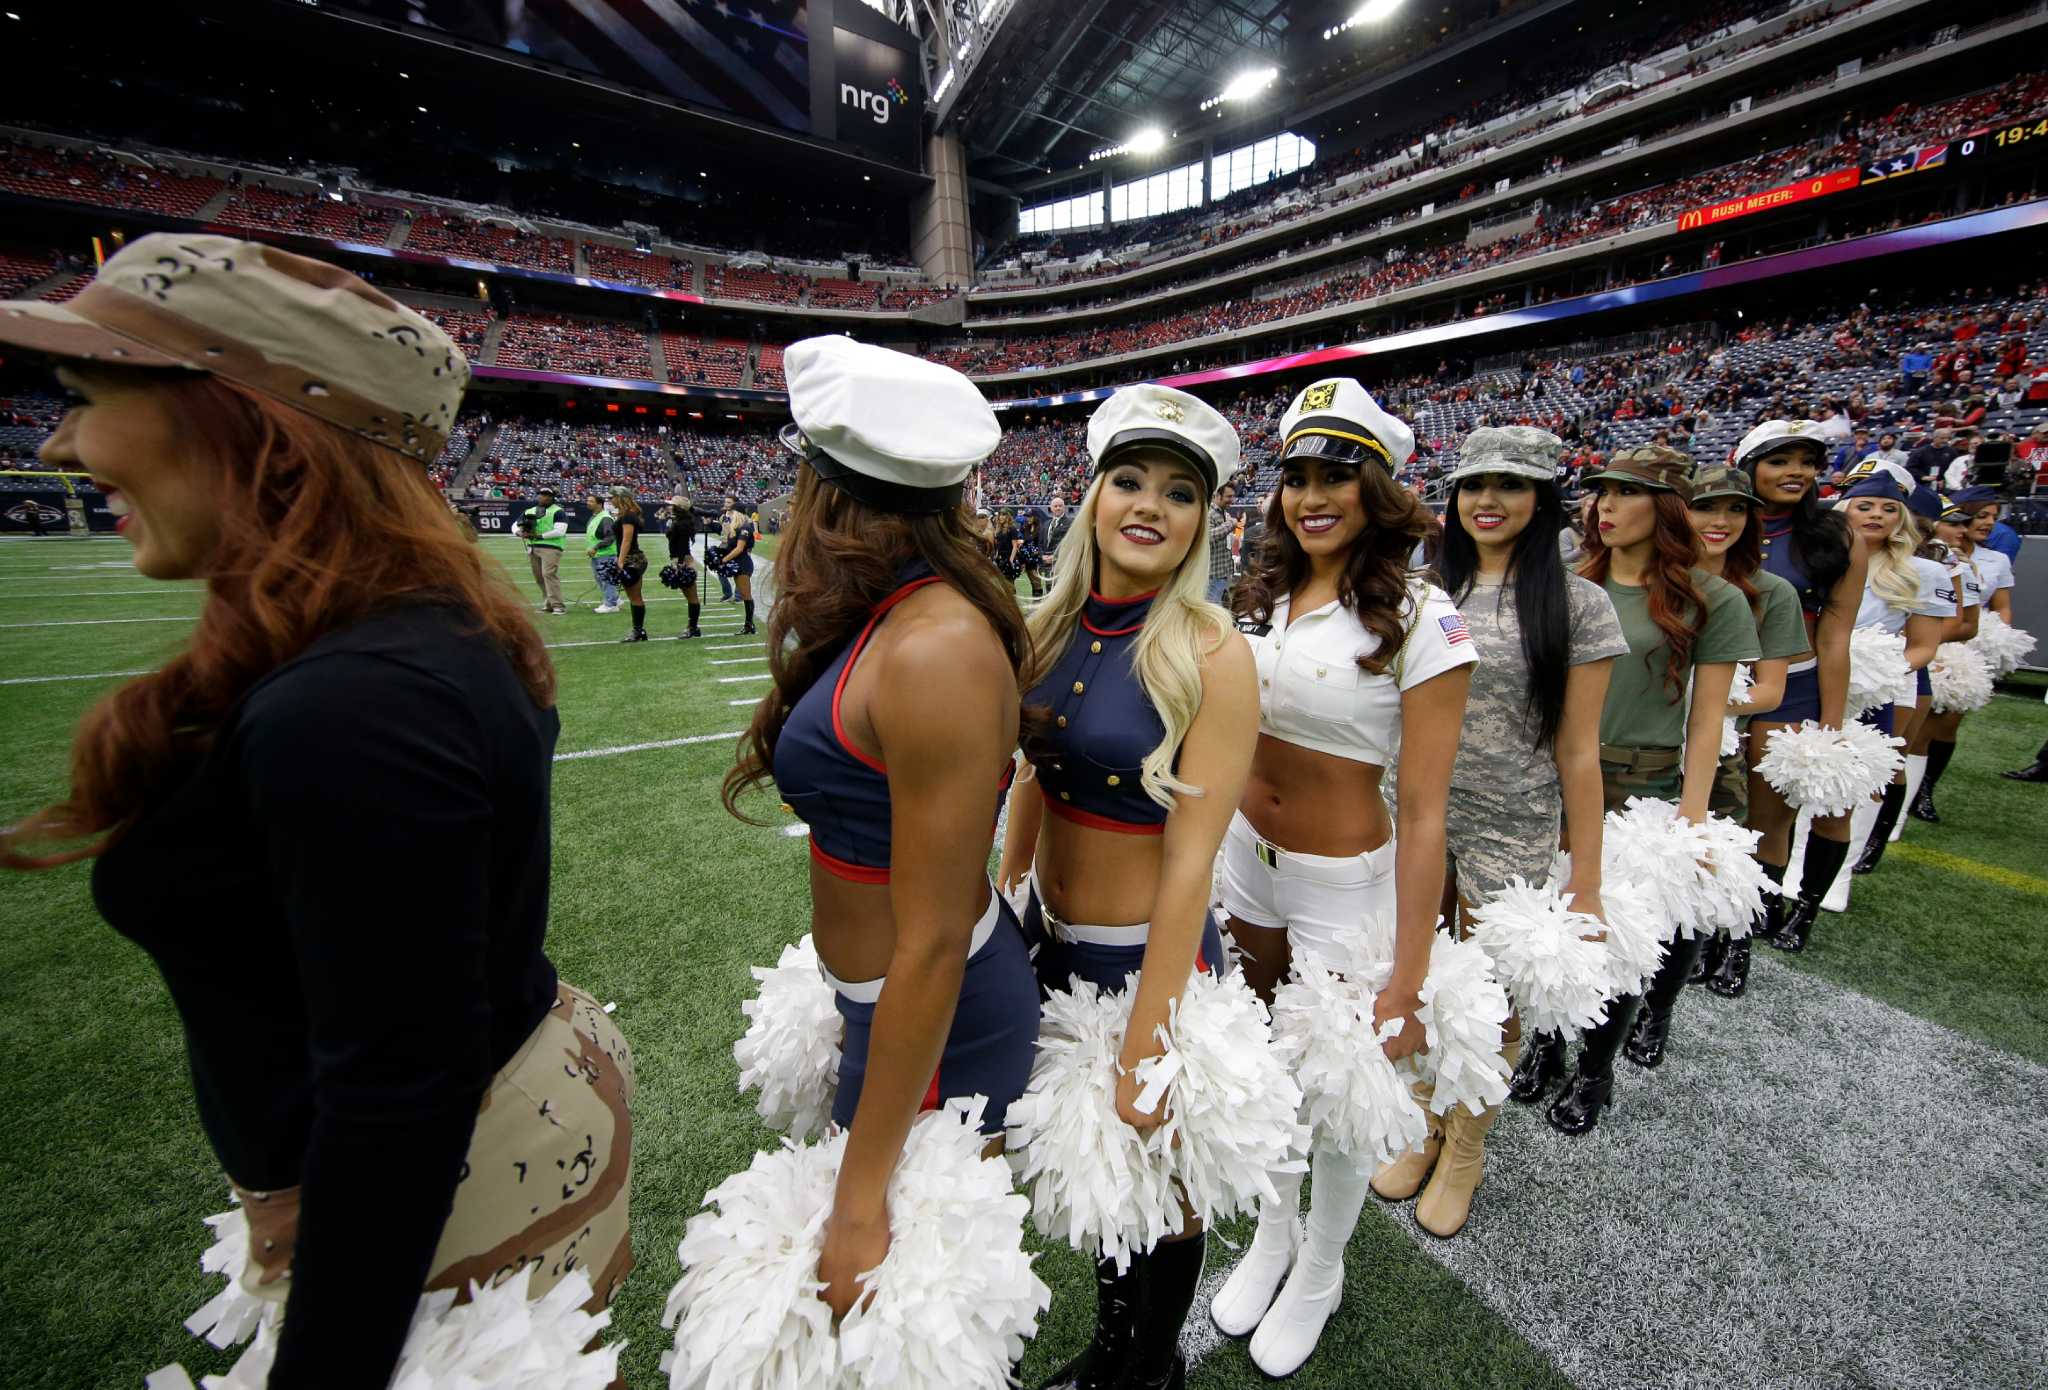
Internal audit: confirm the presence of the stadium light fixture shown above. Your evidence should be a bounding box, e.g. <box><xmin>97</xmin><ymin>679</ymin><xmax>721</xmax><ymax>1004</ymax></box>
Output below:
<box><xmin>1324</xmin><ymin>0</ymin><xmax>1402</xmax><ymax>39</ymax></box>
<box><xmin>1201</xmin><ymin>65</ymin><xmax>1279</xmax><ymax>111</ymax></box>
<box><xmin>978</xmin><ymin>0</ymin><xmax>1001</xmax><ymax>20</ymax></box>
<box><xmin>1127</xmin><ymin>126</ymin><xmax>1167</xmax><ymax>155</ymax></box>
<box><xmin>934</xmin><ymin>66</ymin><xmax>957</xmax><ymax>101</ymax></box>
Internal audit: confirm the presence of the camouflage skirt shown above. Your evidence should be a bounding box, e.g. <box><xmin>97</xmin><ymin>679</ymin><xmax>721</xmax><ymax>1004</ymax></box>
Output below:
<box><xmin>230</xmin><ymin>980</ymin><xmax>636</xmax><ymax>1313</ymax></box>
<box><xmin>1445</xmin><ymin>779</ymin><xmax>1565</xmax><ymax>904</ymax></box>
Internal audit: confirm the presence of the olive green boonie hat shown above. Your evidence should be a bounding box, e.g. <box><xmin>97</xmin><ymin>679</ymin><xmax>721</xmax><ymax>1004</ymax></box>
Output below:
<box><xmin>1445</xmin><ymin>425</ymin><xmax>1562</xmax><ymax>485</ymax></box>
<box><xmin>0</xmin><ymin>232</ymin><xmax>467</xmax><ymax>464</ymax></box>
<box><xmin>1582</xmin><ymin>444</ymin><xmax>1696</xmax><ymax>500</ymax></box>
<box><xmin>1688</xmin><ymin>464</ymin><xmax>1754</xmax><ymax>504</ymax></box>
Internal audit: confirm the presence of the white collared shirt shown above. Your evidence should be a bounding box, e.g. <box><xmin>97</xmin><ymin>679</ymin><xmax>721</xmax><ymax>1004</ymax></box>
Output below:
<box><xmin>1243</xmin><ymin>580</ymin><xmax>1478</xmax><ymax>767</ymax></box>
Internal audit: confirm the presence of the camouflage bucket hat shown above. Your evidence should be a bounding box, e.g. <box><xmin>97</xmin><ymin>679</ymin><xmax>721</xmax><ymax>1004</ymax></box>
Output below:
<box><xmin>1688</xmin><ymin>464</ymin><xmax>1754</xmax><ymax>504</ymax></box>
<box><xmin>1444</xmin><ymin>425</ymin><xmax>1562</xmax><ymax>485</ymax></box>
<box><xmin>1582</xmin><ymin>444</ymin><xmax>1696</xmax><ymax>499</ymax></box>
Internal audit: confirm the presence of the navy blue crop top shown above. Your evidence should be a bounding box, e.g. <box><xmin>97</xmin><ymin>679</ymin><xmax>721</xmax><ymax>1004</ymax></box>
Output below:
<box><xmin>773</xmin><ymin>570</ymin><xmax>1014</xmax><ymax>881</ymax></box>
<box><xmin>1760</xmin><ymin>513</ymin><xmax>1824</xmax><ymax>619</ymax></box>
<box><xmin>1025</xmin><ymin>589</ymin><xmax>1171</xmax><ymax>834</ymax></box>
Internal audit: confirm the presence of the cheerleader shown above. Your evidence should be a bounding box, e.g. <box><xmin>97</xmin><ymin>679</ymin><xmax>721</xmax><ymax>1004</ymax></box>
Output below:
<box><xmin>610</xmin><ymin>486</ymin><xmax>652</xmax><ymax>643</ymax></box>
<box><xmin>1799</xmin><ymin>474</ymin><xmax>1953</xmax><ymax>906</ymax></box>
<box><xmin>1207</xmin><ymin>379</ymin><xmax>1475</xmax><ymax>1376</ymax></box>
<box><xmin>1383</xmin><ymin>426</ymin><xmax>1625</xmax><ymax>1236</ymax></box>
<box><xmin>992</xmin><ymin>509</ymin><xmax>1025</xmax><ymax>589</ymax></box>
<box><xmin>1736</xmin><ymin>422</ymin><xmax>1869</xmax><ymax>954</ymax></box>
<box><xmin>664</xmin><ymin>491</ymin><xmax>704</xmax><ymax>639</ymax></box>
<box><xmin>722</xmin><ymin>335</ymin><xmax>1041</xmax><ymax>1320</ymax></box>
<box><xmin>993</xmin><ymin>384</ymin><xmax>1256</xmax><ymax>1390</ymax></box>
<box><xmin>1909</xmin><ymin>486</ymin><xmax>2014</xmax><ymax>823</ymax></box>
<box><xmin>714</xmin><ymin>495</ymin><xmax>760</xmax><ymax>635</ymax></box>
<box><xmin>1680</xmin><ymin>465</ymin><xmax>1811</xmax><ymax>999</ymax></box>
<box><xmin>0</xmin><ymin>235</ymin><xmax>634</xmax><ymax>1384</ymax></box>
<box><xmin>1540</xmin><ymin>447</ymin><xmax>1758</xmax><ymax>1134</ymax></box>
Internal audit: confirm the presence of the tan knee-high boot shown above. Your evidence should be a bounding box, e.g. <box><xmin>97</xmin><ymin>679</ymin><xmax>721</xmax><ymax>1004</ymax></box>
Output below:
<box><xmin>1369</xmin><ymin>1079</ymin><xmax>1441</xmax><ymax>1201</ymax></box>
<box><xmin>1414</xmin><ymin>1022</ymin><xmax>1521</xmax><ymax>1238</ymax></box>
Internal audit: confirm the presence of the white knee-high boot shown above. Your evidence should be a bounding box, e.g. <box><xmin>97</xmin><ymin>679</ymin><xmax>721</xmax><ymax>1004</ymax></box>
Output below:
<box><xmin>1892</xmin><ymin>754</ymin><xmax>1928</xmax><ymax>841</ymax></box>
<box><xmin>1247</xmin><ymin>1149</ymin><xmax>1372</xmax><ymax>1377</ymax></box>
<box><xmin>1210</xmin><ymin>1166</ymin><xmax>1303</xmax><ymax>1337</ymax></box>
<box><xmin>1822</xmin><ymin>797</ymin><xmax>1879</xmax><ymax>913</ymax></box>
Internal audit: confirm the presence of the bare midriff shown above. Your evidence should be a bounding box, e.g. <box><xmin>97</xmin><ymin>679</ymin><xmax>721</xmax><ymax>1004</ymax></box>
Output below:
<box><xmin>810</xmin><ymin>870</ymin><xmax>898</xmax><ymax>985</ymax></box>
<box><xmin>1033</xmin><ymin>815</ymin><xmax>1163</xmax><ymax>929</ymax></box>
<box><xmin>1240</xmin><ymin>733</ymin><xmax>1391</xmax><ymax>858</ymax></box>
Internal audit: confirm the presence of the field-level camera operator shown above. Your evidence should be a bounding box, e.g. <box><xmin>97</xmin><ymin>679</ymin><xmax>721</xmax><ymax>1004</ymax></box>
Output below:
<box><xmin>519</xmin><ymin>485</ymin><xmax>568</xmax><ymax>614</ymax></box>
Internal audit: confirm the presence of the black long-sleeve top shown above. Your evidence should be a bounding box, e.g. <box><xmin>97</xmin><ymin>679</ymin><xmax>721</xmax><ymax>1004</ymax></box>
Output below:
<box><xmin>92</xmin><ymin>603</ymin><xmax>560</xmax><ymax>1388</ymax></box>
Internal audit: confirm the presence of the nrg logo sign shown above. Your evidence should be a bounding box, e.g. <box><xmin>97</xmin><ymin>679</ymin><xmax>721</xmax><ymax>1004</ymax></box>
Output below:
<box><xmin>840</xmin><ymin>75</ymin><xmax>909</xmax><ymax>125</ymax></box>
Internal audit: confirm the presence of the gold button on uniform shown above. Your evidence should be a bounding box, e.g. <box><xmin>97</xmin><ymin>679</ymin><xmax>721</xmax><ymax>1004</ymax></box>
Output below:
<box><xmin>1090</xmin><ymin>641</ymin><xmax>1102</xmax><ymax>653</ymax></box>
<box><xmin>1106</xmin><ymin>775</ymin><xmax>1121</xmax><ymax>786</ymax></box>
<box><xmin>1060</xmin><ymin>791</ymin><xmax>1071</xmax><ymax>801</ymax></box>
<box><xmin>1073</xmin><ymin>680</ymin><xmax>1085</xmax><ymax>694</ymax></box>
<box><xmin>1057</xmin><ymin>715</ymin><xmax>1068</xmax><ymax>728</ymax></box>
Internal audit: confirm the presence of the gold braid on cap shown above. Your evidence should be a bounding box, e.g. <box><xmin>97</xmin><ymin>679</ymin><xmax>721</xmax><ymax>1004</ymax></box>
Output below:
<box><xmin>1283</xmin><ymin>426</ymin><xmax>1393</xmax><ymax>467</ymax></box>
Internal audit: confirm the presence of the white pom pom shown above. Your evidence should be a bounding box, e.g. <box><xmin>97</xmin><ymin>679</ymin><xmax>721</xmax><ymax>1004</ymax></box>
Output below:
<box><xmin>1847</xmin><ymin>627</ymin><xmax>1911</xmax><ymax>717</ymax></box>
<box><xmin>1466</xmin><ymin>878</ymin><xmax>1613</xmax><ymax>1037</ymax></box>
<box><xmin>1928</xmin><ymin>641</ymin><xmax>1995</xmax><ymax>713</ymax></box>
<box><xmin>1411</xmin><ymin>933</ymin><xmax>1513</xmax><ymax>1118</ymax></box>
<box><xmin>1006</xmin><ymin>973</ymin><xmax>1307</xmax><ymax>1269</ymax></box>
<box><xmin>162</xmin><ymin>1267</ymin><xmax>619</xmax><ymax>1390</ymax></box>
<box><xmin>1727</xmin><ymin>662</ymin><xmax>1755</xmax><ymax>708</ymax></box>
<box><xmin>663</xmin><ymin>1100</ymin><xmax>1047</xmax><ymax>1390</ymax></box>
<box><xmin>734</xmin><ymin>935</ymin><xmax>842</xmax><ymax>1140</ymax></box>
<box><xmin>1596</xmin><ymin>878</ymin><xmax>1669</xmax><ymax>998</ymax></box>
<box><xmin>1268</xmin><ymin>947</ymin><xmax>1427</xmax><ymax>1169</ymax></box>
<box><xmin>1719</xmin><ymin>716</ymin><xmax>1743</xmax><ymax>758</ymax></box>
<box><xmin>1601</xmin><ymin>798</ymin><xmax>1718</xmax><ymax>942</ymax></box>
<box><xmin>1970</xmin><ymin>611</ymin><xmax>2036</xmax><ymax>679</ymax></box>
<box><xmin>182</xmin><ymin>1202</ymin><xmax>278</xmax><ymax>1351</ymax></box>
<box><xmin>836</xmin><ymin>1101</ymin><xmax>1052</xmax><ymax>1390</ymax></box>
<box><xmin>1756</xmin><ymin>720</ymin><xmax>1906</xmax><ymax>816</ymax></box>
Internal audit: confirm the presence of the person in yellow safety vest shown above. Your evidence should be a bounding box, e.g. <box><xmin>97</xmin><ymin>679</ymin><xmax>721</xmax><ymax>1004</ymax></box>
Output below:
<box><xmin>520</xmin><ymin>485</ymin><xmax>568</xmax><ymax>614</ymax></box>
<box><xmin>584</xmin><ymin>491</ymin><xmax>621</xmax><ymax>614</ymax></box>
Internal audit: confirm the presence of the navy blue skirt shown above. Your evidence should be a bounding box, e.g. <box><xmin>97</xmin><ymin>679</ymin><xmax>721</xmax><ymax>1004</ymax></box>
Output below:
<box><xmin>1916</xmin><ymin>666</ymin><xmax>1933</xmax><ymax>699</ymax></box>
<box><xmin>1753</xmin><ymin>664</ymin><xmax>1823</xmax><ymax>724</ymax></box>
<box><xmin>1022</xmin><ymin>887</ymin><xmax>1227</xmax><ymax>997</ymax></box>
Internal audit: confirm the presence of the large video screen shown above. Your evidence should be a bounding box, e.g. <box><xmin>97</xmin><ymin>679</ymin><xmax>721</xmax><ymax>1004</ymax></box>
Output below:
<box><xmin>344</xmin><ymin>0</ymin><xmax>812</xmax><ymax>134</ymax></box>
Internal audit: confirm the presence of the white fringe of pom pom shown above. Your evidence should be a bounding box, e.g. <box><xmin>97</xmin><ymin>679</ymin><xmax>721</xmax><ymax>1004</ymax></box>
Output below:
<box><xmin>1847</xmin><ymin>627</ymin><xmax>1911</xmax><ymax>718</ymax></box>
<box><xmin>1410</xmin><ymin>933</ymin><xmax>1513</xmax><ymax>1118</ymax></box>
<box><xmin>1971</xmin><ymin>611</ymin><xmax>2036</xmax><ymax>679</ymax></box>
<box><xmin>1595</xmin><ymin>878</ymin><xmax>1669</xmax><ymax>999</ymax></box>
<box><xmin>1006</xmin><ymin>970</ymin><xmax>1307</xmax><ymax>1271</ymax></box>
<box><xmin>734</xmin><ymin>934</ymin><xmax>842</xmax><ymax>1140</ymax></box>
<box><xmin>1466</xmin><ymin>878</ymin><xmax>1615</xmax><ymax>1037</ymax></box>
<box><xmin>1601</xmin><ymin>798</ymin><xmax>1774</xmax><ymax>940</ymax></box>
<box><xmin>662</xmin><ymin>1098</ymin><xmax>1048</xmax><ymax>1390</ymax></box>
<box><xmin>1268</xmin><ymin>944</ymin><xmax>1427</xmax><ymax>1168</ymax></box>
<box><xmin>1756</xmin><ymin>719</ymin><xmax>1906</xmax><ymax>816</ymax></box>
<box><xmin>151</xmin><ymin>1266</ymin><xmax>619</xmax><ymax>1390</ymax></box>
<box><xmin>1929</xmin><ymin>641</ymin><xmax>1995</xmax><ymax>714</ymax></box>
<box><xmin>180</xmin><ymin>1201</ymin><xmax>275</xmax><ymax>1351</ymax></box>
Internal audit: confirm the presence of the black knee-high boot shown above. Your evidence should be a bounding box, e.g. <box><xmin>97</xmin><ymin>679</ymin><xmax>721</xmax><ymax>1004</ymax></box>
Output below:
<box><xmin>1508</xmin><ymin>1028</ymin><xmax>1567</xmax><ymax>1103</ymax></box>
<box><xmin>1911</xmin><ymin>739</ymin><xmax>1956</xmax><ymax>821</ymax></box>
<box><xmin>1855</xmin><ymin>781</ymin><xmax>1909</xmax><ymax>873</ymax></box>
<box><xmin>1041</xmin><ymin>1255</ymin><xmax>1143</xmax><ymax>1390</ymax></box>
<box><xmin>1626</xmin><ymin>935</ymin><xmax>1707</xmax><ymax>1069</ymax></box>
<box><xmin>620</xmin><ymin>603</ymin><xmax>648</xmax><ymax>641</ymax></box>
<box><xmin>1772</xmin><ymin>833</ymin><xmax>1850</xmax><ymax>953</ymax></box>
<box><xmin>1549</xmin><ymin>998</ymin><xmax>1638</xmax><ymax>1136</ymax></box>
<box><xmin>681</xmin><ymin>600</ymin><xmax>702</xmax><ymax>638</ymax></box>
<box><xmin>1707</xmin><ymin>859</ymin><xmax>1781</xmax><ymax>998</ymax></box>
<box><xmin>1128</xmin><ymin>1234</ymin><xmax>1204</xmax><ymax>1390</ymax></box>
<box><xmin>742</xmin><ymin>598</ymin><xmax>756</xmax><ymax>634</ymax></box>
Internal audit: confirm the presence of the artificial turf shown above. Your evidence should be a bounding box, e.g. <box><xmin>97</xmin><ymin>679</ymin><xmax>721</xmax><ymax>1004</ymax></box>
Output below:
<box><xmin>0</xmin><ymin>534</ymin><xmax>2041</xmax><ymax>1388</ymax></box>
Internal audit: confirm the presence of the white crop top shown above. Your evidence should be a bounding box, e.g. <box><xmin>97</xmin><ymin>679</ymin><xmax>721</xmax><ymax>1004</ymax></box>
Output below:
<box><xmin>1943</xmin><ymin>557</ymin><xmax>1983</xmax><ymax>612</ymax></box>
<box><xmin>1854</xmin><ymin>555</ymin><xmax>1955</xmax><ymax>635</ymax></box>
<box><xmin>1242</xmin><ymin>580</ymin><xmax>1479</xmax><ymax>767</ymax></box>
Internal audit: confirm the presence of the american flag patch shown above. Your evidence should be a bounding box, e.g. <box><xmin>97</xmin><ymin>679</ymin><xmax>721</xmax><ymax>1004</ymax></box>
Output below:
<box><xmin>1439</xmin><ymin>614</ymin><xmax>1471</xmax><ymax>647</ymax></box>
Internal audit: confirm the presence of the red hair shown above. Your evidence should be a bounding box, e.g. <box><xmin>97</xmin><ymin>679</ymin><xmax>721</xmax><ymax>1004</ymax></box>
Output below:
<box><xmin>3</xmin><ymin>376</ymin><xmax>553</xmax><ymax>869</ymax></box>
<box><xmin>1579</xmin><ymin>487</ymin><xmax>1708</xmax><ymax>700</ymax></box>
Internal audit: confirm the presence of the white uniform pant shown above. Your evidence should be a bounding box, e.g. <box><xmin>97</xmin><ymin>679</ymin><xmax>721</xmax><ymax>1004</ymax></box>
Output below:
<box><xmin>1217</xmin><ymin>810</ymin><xmax>1398</xmax><ymax>969</ymax></box>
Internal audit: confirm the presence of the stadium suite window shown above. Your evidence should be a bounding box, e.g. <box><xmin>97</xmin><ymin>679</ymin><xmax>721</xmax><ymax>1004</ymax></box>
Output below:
<box><xmin>1110</xmin><ymin>161</ymin><xmax>1203</xmax><ymax>223</ymax></box>
<box><xmin>1210</xmin><ymin>132</ymin><xmax>1315</xmax><ymax>199</ymax></box>
<box><xmin>1019</xmin><ymin>191</ymin><xmax>1105</xmax><ymax>235</ymax></box>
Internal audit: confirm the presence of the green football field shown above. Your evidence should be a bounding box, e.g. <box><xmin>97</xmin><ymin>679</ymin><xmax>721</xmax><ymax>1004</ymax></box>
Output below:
<box><xmin>1</xmin><ymin>533</ymin><xmax>2043</xmax><ymax>1389</ymax></box>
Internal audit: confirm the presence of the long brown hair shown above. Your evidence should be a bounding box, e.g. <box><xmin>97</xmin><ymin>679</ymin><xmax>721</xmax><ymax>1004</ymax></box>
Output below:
<box><xmin>2</xmin><ymin>377</ymin><xmax>552</xmax><ymax>870</ymax></box>
<box><xmin>1233</xmin><ymin>462</ymin><xmax>1437</xmax><ymax>674</ymax></box>
<box><xmin>722</xmin><ymin>468</ymin><xmax>1034</xmax><ymax>819</ymax></box>
<box><xmin>1579</xmin><ymin>486</ymin><xmax>1708</xmax><ymax>699</ymax></box>
<box><xmin>1714</xmin><ymin>500</ymin><xmax>1764</xmax><ymax>617</ymax></box>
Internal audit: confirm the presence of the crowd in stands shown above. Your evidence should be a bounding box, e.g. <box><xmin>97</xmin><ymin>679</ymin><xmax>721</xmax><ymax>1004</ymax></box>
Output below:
<box><xmin>583</xmin><ymin>243</ymin><xmax>694</xmax><ymax>292</ymax></box>
<box><xmin>427</xmin><ymin>416</ymin><xmax>483</xmax><ymax>492</ymax></box>
<box><xmin>470</xmin><ymin>419</ymin><xmax>675</xmax><ymax>498</ymax></box>
<box><xmin>0</xmin><ymin>138</ymin><xmax>220</xmax><ymax>218</ymax></box>
<box><xmin>662</xmin><ymin>334</ymin><xmax>748</xmax><ymax>388</ymax></box>
<box><xmin>401</xmin><ymin>299</ymin><xmax>496</xmax><ymax>362</ymax></box>
<box><xmin>213</xmin><ymin>184</ymin><xmax>400</xmax><ymax>245</ymax></box>
<box><xmin>672</xmin><ymin>428</ymin><xmax>796</xmax><ymax>501</ymax></box>
<box><xmin>0</xmin><ymin>249</ymin><xmax>58</xmax><ymax>299</ymax></box>
<box><xmin>494</xmin><ymin>312</ymin><xmax>651</xmax><ymax>378</ymax></box>
<box><xmin>703</xmin><ymin>263</ymin><xmax>807</xmax><ymax>306</ymax></box>
<box><xmin>401</xmin><ymin>212</ymin><xmax>576</xmax><ymax>274</ymax></box>
<box><xmin>0</xmin><ymin>393</ymin><xmax>66</xmax><ymax>478</ymax></box>
<box><xmin>753</xmin><ymin>344</ymin><xmax>786</xmax><ymax>392</ymax></box>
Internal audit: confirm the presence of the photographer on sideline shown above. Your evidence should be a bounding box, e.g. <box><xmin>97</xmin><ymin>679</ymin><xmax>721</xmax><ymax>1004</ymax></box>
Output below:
<box><xmin>520</xmin><ymin>485</ymin><xmax>568</xmax><ymax>615</ymax></box>
<box><xmin>584</xmin><ymin>490</ymin><xmax>620</xmax><ymax>614</ymax></box>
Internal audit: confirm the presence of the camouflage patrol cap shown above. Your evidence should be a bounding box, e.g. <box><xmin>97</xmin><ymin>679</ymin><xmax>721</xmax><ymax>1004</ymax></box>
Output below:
<box><xmin>1444</xmin><ymin>425</ymin><xmax>1562</xmax><ymax>485</ymax></box>
<box><xmin>1688</xmin><ymin>464</ymin><xmax>1754</xmax><ymax>504</ymax></box>
<box><xmin>1582</xmin><ymin>444</ymin><xmax>1696</xmax><ymax>499</ymax></box>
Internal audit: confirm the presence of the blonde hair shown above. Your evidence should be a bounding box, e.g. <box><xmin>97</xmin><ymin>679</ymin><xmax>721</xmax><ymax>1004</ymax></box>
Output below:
<box><xmin>1854</xmin><ymin>500</ymin><xmax>1921</xmax><ymax>610</ymax></box>
<box><xmin>1023</xmin><ymin>469</ymin><xmax>1232</xmax><ymax>809</ymax></box>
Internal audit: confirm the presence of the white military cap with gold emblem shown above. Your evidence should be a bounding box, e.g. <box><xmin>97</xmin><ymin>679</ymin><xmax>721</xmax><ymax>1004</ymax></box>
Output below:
<box><xmin>1084</xmin><ymin>382</ymin><xmax>1239</xmax><ymax>494</ymax></box>
<box><xmin>1279</xmin><ymin>377</ymin><xmax>1416</xmax><ymax>472</ymax></box>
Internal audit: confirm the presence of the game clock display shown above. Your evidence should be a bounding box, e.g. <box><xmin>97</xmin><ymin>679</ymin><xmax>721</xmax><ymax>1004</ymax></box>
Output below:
<box><xmin>1957</xmin><ymin>115</ymin><xmax>2048</xmax><ymax>159</ymax></box>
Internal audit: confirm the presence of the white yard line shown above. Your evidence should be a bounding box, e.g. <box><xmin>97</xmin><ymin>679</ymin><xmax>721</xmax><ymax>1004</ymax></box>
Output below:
<box><xmin>704</xmin><ymin>642</ymin><xmax>762</xmax><ymax>652</ymax></box>
<box><xmin>726</xmin><ymin>697</ymin><xmax>761</xmax><ymax>706</ymax></box>
<box><xmin>0</xmin><ymin>615</ymin><xmax>198</xmax><ymax>628</ymax></box>
<box><xmin>717</xmin><ymin>672</ymin><xmax>774</xmax><ymax>684</ymax></box>
<box><xmin>0</xmin><ymin>589</ymin><xmax>199</xmax><ymax>598</ymax></box>
<box><xmin>708</xmin><ymin>656</ymin><xmax>768</xmax><ymax>666</ymax></box>
<box><xmin>552</xmin><ymin>730</ymin><xmax>742</xmax><ymax>761</ymax></box>
<box><xmin>0</xmin><ymin>669</ymin><xmax>152</xmax><ymax>686</ymax></box>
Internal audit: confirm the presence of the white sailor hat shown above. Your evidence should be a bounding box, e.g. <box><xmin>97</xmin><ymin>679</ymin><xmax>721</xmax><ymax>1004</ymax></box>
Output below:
<box><xmin>1279</xmin><ymin>378</ymin><xmax>1415</xmax><ymax>471</ymax></box>
<box><xmin>782</xmin><ymin>335</ymin><xmax>1000</xmax><ymax>514</ymax></box>
<box><xmin>1735</xmin><ymin>419</ymin><xmax>1830</xmax><ymax>469</ymax></box>
<box><xmin>1085</xmin><ymin>383</ymin><xmax>1238</xmax><ymax>495</ymax></box>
